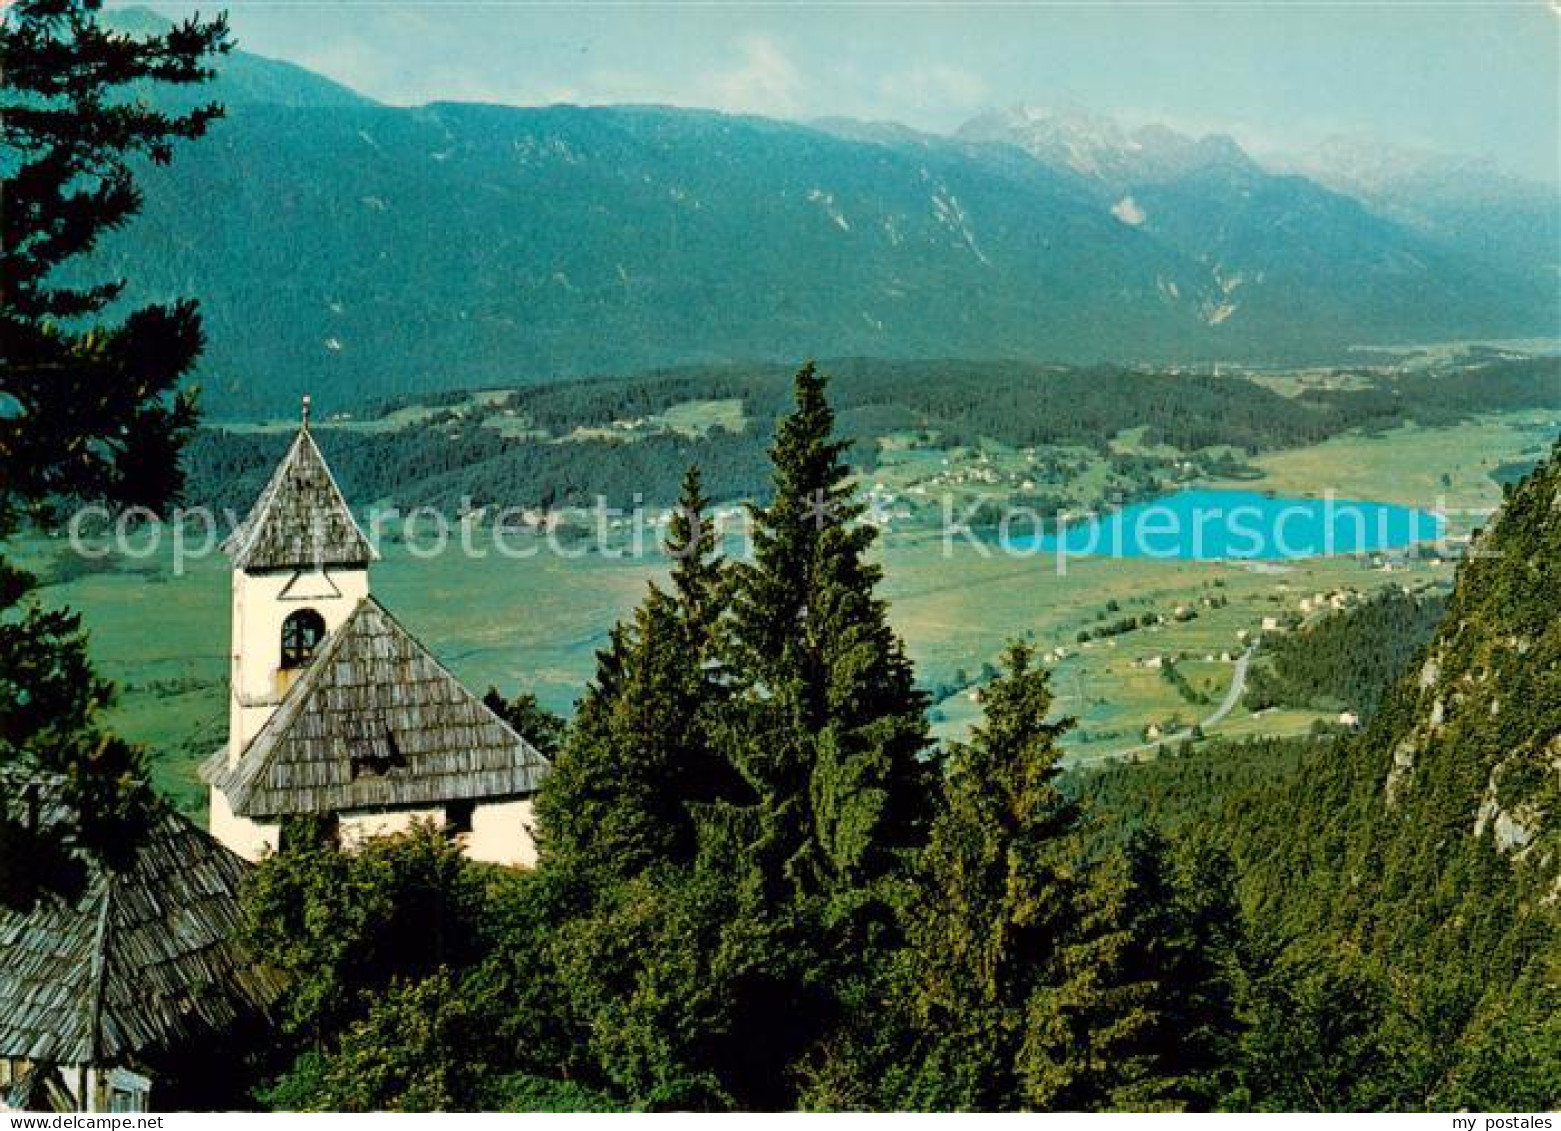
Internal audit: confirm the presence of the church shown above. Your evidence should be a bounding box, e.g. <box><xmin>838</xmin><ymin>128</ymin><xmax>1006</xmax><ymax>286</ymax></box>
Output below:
<box><xmin>201</xmin><ymin>402</ymin><xmax>549</xmax><ymax>865</ymax></box>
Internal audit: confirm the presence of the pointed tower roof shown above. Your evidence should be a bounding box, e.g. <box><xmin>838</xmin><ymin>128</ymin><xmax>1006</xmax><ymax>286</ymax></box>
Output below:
<box><xmin>202</xmin><ymin>596</ymin><xmax>550</xmax><ymax>819</ymax></box>
<box><xmin>223</xmin><ymin>406</ymin><xmax>377</xmax><ymax>571</ymax></box>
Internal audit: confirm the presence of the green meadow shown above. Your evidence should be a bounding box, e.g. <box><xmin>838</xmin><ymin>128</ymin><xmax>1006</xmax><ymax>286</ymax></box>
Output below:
<box><xmin>1242</xmin><ymin>408</ymin><xmax>1556</xmax><ymax>517</ymax></box>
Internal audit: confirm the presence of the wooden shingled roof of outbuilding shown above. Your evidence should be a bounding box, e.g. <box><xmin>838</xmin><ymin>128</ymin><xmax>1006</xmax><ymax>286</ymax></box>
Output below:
<box><xmin>0</xmin><ymin>775</ymin><xmax>285</xmax><ymax>1066</ymax></box>
<box><xmin>203</xmin><ymin>596</ymin><xmax>550</xmax><ymax>819</ymax></box>
<box><xmin>221</xmin><ymin>424</ymin><xmax>376</xmax><ymax>572</ymax></box>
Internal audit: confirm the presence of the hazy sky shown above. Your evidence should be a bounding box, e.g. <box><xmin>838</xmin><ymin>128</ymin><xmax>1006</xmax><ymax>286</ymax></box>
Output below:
<box><xmin>140</xmin><ymin>1</ymin><xmax>1561</xmax><ymax>181</ymax></box>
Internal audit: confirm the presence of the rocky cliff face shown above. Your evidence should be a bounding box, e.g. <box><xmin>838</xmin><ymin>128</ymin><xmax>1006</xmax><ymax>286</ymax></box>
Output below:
<box><xmin>1369</xmin><ymin>442</ymin><xmax>1559</xmax><ymax>901</ymax></box>
<box><xmin>1291</xmin><ymin>442</ymin><xmax>1561</xmax><ymax>1105</ymax></box>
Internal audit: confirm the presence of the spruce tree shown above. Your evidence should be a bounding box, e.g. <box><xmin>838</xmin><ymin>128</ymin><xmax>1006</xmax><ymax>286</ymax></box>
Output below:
<box><xmin>0</xmin><ymin>566</ymin><xmax>150</xmax><ymax>886</ymax></box>
<box><xmin>1107</xmin><ymin>829</ymin><xmax>1246</xmax><ymax>1110</ymax></box>
<box><xmin>665</xmin><ymin>465</ymin><xmax>724</xmax><ymax>640</ymax></box>
<box><xmin>535</xmin><ymin>466</ymin><xmax>739</xmax><ymax>880</ymax></box>
<box><xmin>1</xmin><ymin>0</ymin><xmax>226</xmax><ymax>516</ymax></box>
<box><xmin>725</xmin><ymin>362</ymin><xmax>933</xmax><ymax>900</ymax></box>
<box><xmin>898</xmin><ymin>642</ymin><xmax>1140</xmax><ymax>1110</ymax></box>
<box><xmin>481</xmin><ymin>688</ymin><xmax>567</xmax><ymax>757</ymax></box>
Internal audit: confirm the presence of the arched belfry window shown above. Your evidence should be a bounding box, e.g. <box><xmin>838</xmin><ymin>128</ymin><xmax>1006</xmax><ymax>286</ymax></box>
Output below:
<box><xmin>280</xmin><ymin>608</ymin><xmax>327</xmax><ymax>670</ymax></box>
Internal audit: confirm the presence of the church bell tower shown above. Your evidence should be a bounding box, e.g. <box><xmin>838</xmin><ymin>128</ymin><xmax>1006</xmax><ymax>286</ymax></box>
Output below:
<box><xmin>219</xmin><ymin>395</ymin><xmax>378</xmax><ymax>762</ymax></box>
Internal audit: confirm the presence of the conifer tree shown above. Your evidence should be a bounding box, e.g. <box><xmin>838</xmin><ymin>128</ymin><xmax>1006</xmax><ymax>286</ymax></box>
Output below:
<box><xmin>481</xmin><ymin>688</ymin><xmax>567</xmax><ymax>757</ymax></box>
<box><xmin>0</xmin><ymin>567</ymin><xmax>149</xmax><ymax>884</ymax></box>
<box><xmin>0</xmin><ymin>0</ymin><xmax>227</xmax><ymax>882</ymax></box>
<box><xmin>724</xmin><ymin>363</ymin><xmax>934</xmax><ymax>900</ymax></box>
<box><xmin>897</xmin><ymin>642</ymin><xmax>1140</xmax><ymax>1110</ymax></box>
<box><xmin>1</xmin><ymin>0</ymin><xmax>226</xmax><ymax>517</ymax></box>
<box><xmin>535</xmin><ymin>467</ymin><xmax>738</xmax><ymax>879</ymax></box>
<box><xmin>1107</xmin><ymin>829</ymin><xmax>1246</xmax><ymax>1110</ymax></box>
<box><xmin>666</xmin><ymin>465</ymin><xmax>724</xmax><ymax>639</ymax></box>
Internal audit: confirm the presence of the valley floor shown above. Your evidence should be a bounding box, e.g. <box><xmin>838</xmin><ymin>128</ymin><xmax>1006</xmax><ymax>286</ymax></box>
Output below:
<box><xmin>8</xmin><ymin>409</ymin><xmax>1552</xmax><ymax>820</ymax></box>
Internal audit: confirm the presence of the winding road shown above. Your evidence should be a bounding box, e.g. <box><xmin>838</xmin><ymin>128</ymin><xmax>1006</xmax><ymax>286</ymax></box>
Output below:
<box><xmin>1069</xmin><ymin>641</ymin><xmax>1259</xmax><ymax>767</ymax></box>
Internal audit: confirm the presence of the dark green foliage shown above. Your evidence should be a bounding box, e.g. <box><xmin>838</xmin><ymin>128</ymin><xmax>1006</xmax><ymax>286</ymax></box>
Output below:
<box><xmin>267</xmin><ymin>970</ymin><xmax>492</xmax><ymax>1112</ymax></box>
<box><xmin>808</xmin><ymin>644</ymin><xmax>1194</xmax><ymax>1112</ymax></box>
<box><xmin>1080</xmin><ymin>443</ymin><xmax>1561</xmax><ymax>1110</ymax></box>
<box><xmin>240</xmin><ymin>820</ymin><xmax>552</xmax><ymax>1110</ymax></box>
<box><xmin>481</xmin><ymin>688</ymin><xmax>566</xmax><ymax>757</ymax></box>
<box><xmin>887</xmin><ymin>642</ymin><xmax>1135</xmax><ymax>1110</ymax></box>
<box><xmin>534</xmin><ymin>466</ymin><xmax>743</xmax><ymax>881</ymax></box>
<box><xmin>242</xmin><ymin>821</ymin><xmax>491</xmax><ymax>1044</ymax></box>
<box><xmin>534</xmin><ymin>594</ymin><xmax>738</xmax><ymax>879</ymax></box>
<box><xmin>0</xmin><ymin>554</ymin><xmax>151</xmax><ymax>879</ymax></box>
<box><xmin>1243</xmin><ymin>587</ymin><xmax>1447</xmax><ymax>717</ymax></box>
<box><xmin>0</xmin><ymin>0</ymin><xmax>225</xmax><ymax>519</ymax></box>
<box><xmin>230</xmin><ymin>377</ymin><xmax>1559</xmax><ymax>1112</ymax></box>
<box><xmin>543</xmin><ymin>865</ymin><xmax>829</xmax><ymax>1110</ymax></box>
<box><xmin>1441</xmin><ymin>954</ymin><xmax>1561</xmax><ymax>1110</ymax></box>
<box><xmin>1234</xmin><ymin>957</ymin><xmax>1415</xmax><ymax>1111</ymax></box>
<box><xmin>1068</xmin><ymin>735</ymin><xmax>1316</xmax><ymax>846</ymax></box>
<box><xmin>1159</xmin><ymin>660</ymin><xmax>1210</xmax><ymax>707</ymax></box>
<box><xmin>485</xmin><ymin>1074</ymin><xmax>622</xmax><ymax>1113</ymax></box>
<box><xmin>1109</xmin><ymin>831</ymin><xmax>1244</xmax><ymax>1110</ymax></box>
<box><xmin>507</xmin><ymin>355</ymin><xmax>1561</xmax><ymax>457</ymax></box>
<box><xmin>183</xmin><ymin>418</ymin><xmax>773</xmax><ymax>514</ymax></box>
<box><xmin>724</xmin><ymin>363</ymin><xmax>934</xmax><ymax>899</ymax></box>
<box><xmin>510</xmin><ymin>369</ymin><xmax>941</xmax><ymax>1110</ymax></box>
<box><xmin>665</xmin><ymin>465</ymin><xmax>723</xmax><ymax>630</ymax></box>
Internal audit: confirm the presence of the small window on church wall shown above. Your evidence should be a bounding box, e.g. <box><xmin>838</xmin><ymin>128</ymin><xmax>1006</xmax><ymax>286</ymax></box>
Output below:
<box><xmin>280</xmin><ymin>608</ymin><xmax>327</xmax><ymax>669</ymax></box>
<box><xmin>446</xmin><ymin>799</ymin><xmax>476</xmax><ymax>835</ymax></box>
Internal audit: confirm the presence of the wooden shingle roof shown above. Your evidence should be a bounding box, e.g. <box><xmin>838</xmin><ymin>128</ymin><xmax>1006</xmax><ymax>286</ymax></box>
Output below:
<box><xmin>204</xmin><ymin>597</ymin><xmax>550</xmax><ymax>819</ymax></box>
<box><xmin>0</xmin><ymin>776</ymin><xmax>285</xmax><ymax>1066</ymax></box>
<box><xmin>222</xmin><ymin>425</ymin><xmax>376</xmax><ymax>572</ymax></box>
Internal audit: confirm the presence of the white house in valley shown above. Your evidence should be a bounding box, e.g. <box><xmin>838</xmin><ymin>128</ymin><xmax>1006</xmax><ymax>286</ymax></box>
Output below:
<box><xmin>201</xmin><ymin>401</ymin><xmax>548</xmax><ymax>866</ymax></box>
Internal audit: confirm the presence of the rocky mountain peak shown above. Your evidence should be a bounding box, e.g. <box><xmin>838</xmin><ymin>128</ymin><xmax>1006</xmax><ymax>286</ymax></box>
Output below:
<box><xmin>957</xmin><ymin>105</ymin><xmax>1259</xmax><ymax>185</ymax></box>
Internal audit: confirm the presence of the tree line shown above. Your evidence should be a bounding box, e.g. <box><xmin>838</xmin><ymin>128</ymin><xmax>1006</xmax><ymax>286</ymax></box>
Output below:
<box><xmin>231</xmin><ymin>400</ymin><xmax>1559</xmax><ymax>1111</ymax></box>
<box><xmin>179</xmin><ymin>353</ymin><xmax>1561</xmax><ymax>515</ymax></box>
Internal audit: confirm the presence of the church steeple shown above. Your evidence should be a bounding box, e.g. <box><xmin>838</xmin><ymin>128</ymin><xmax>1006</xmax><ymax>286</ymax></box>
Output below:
<box><xmin>222</xmin><ymin>402</ymin><xmax>375</xmax><ymax>573</ymax></box>
<box><xmin>204</xmin><ymin>396</ymin><xmax>550</xmax><ymax>867</ymax></box>
<box><xmin>219</xmin><ymin>404</ymin><xmax>375</xmax><ymax>778</ymax></box>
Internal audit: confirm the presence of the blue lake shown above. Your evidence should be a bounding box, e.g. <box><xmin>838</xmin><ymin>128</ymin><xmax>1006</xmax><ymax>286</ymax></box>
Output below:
<box><xmin>999</xmin><ymin>488</ymin><xmax>1445</xmax><ymax>561</ymax></box>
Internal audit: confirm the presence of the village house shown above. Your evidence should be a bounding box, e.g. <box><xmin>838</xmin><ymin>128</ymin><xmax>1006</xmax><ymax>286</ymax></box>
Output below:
<box><xmin>200</xmin><ymin>402</ymin><xmax>549</xmax><ymax>864</ymax></box>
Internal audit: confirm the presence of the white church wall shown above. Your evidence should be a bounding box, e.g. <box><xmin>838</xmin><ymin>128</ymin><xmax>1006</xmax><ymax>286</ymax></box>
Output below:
<box><xmin>466</xmin><ymin>798</ymin><xmax>539</xmax><ymax>867</ymax></box>
<box><xmin>210</xmin><ymin>427</ymin><xmax>546</xmax><ymax>873</ymax></box>
<box><xmin>339</xmin><ymin>806</ymin><xmax>446</xmax><ymax>848</ymax></box>
<box><xmin>208</xmin><ymin>785</ymin><xmax>279</xmax><ymax>862</ymax></box>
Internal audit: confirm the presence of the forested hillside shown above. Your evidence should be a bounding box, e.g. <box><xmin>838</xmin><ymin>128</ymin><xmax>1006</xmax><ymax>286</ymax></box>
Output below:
<box><xmin>1242</xmin><ymin>587</ymin><xmax>1448</xmax><ymax>718</ymax></box>
<box><xmin>1082</xmin><ymin>445</ymin><xmax>1561</xmax><ymax>1108</ymax></box>
<box><xmin>177</xmin><ymin>355</ymin><xmax>1561</xmax><ymax>513</ymax></box>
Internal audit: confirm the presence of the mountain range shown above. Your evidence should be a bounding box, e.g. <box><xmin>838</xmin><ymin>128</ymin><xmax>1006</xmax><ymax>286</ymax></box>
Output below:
<box><xmin>93</xmin><ymin>10</ymin><xmax>1559</xmax><ymax>417</ymax></box>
